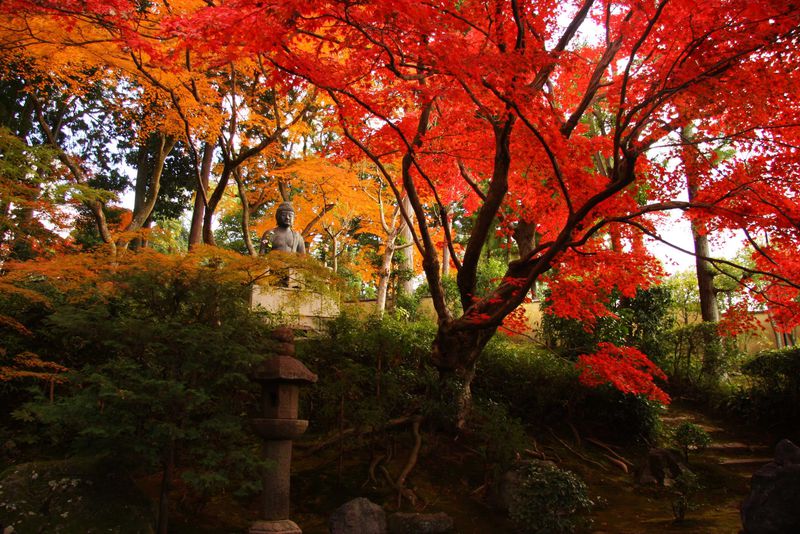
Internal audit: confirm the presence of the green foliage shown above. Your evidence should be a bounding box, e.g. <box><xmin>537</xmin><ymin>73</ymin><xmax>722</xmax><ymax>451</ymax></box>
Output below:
<box><xmin>0</xmin><ymin>457</ymin><xmax>154</xmax><ymax>533</ymax></box>
<box><xmin>664</xmin><ymin>321</ymin><xmax>745</xmax><ymax>389</ymax></box>
<box><xmin>541</xmin><ymin>286</ymin><xmax>673</xmax><ymax>362</ymax></box>
<box><xmin>298</xmin><ymin>312</ymin><xmax>438</xmax><ymax>433</ymax></box>
<box><xmin>474</xmin><ymin>338</ymin><xmax>579</xmax><ymax>426</ymax></box>
<box><xmin>415</xmin><ymin>273</ymin><xmax>461</xmax><ymax>316</ymax></box>
<box><xmin>671</xmin><ymin>470</ymin><xmax>700</xmax><ymax>522</ymax></box>
<box><xmin>673</xmin><ymin>422</ymin><xmax>711</xmax><ymax>462</ymax></box>
<box><xmin>470</xmin><ymin>399</ymin><xmax>528</xmax><ymax>475</ymax></box>
<box><xmin>474</xmin><ymin>338</ymin><xmax>663</xmax><ymax>443</ymax></box>
<box><xmin>4</xmin><ymin>249</ymin><xmax>280</xmax><ymax>503</ymax></box>
<box><xmin>508</xmin><ymin>461</ymin><xmax>593</xmax><ymax>534</ymax></box>
<box><xmin>574</xmin><ymin>387</ymin><xmax>664</xmax><ymax>444</ymax></box>
<box><xmin>723</xmin><ymin>347</ymin><xmax>800</xmax><ymax>437</ymax></box>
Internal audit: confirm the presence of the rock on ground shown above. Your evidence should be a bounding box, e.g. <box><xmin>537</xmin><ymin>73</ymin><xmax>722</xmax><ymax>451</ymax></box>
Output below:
<box><xmin>329</xmin><ymin>497</ymin><xmax>387</xmax><ymax>534</ymax></box>
<box><xmin>741</xmin><ymin>439</ymin><xmax>800</xmax><ymax>534</ymax></box>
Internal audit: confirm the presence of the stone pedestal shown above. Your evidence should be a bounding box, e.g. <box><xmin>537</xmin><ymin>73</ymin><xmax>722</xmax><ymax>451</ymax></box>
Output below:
<box><xmin>249</xmin><ymin>327</ymin><xmax>317</xmax><ymax>534</ymax></box>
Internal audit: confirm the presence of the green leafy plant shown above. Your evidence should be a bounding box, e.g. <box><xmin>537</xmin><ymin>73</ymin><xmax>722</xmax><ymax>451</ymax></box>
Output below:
<box><xmin>471</xmin><ymin>399</ymin><xmax>528</xmax><ymax>476</ymax></box>
<box><xmin>508</xmin><ymin>461</ymin><xmax>593</xmax><ymax>534</ymax></box>
<box><xmin>671</xmin><ymin>471</ymin><xmax>700</xmax><ymax>522</ymax></box>
<box><xmin>673</xmin><ymin>422</ymin><xmax>712</xmax><ymax>463</ymax></box>
<box><xmin>4</xmin><ymin>249</ymin><xmax>293</xmax><ymax>530</ymax></box>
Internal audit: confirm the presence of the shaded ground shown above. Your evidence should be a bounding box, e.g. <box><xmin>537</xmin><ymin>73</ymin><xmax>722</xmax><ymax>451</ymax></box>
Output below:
<box><xmin>578</xmin><ymin>401</ymin><xmax>772</xmax><ymax>534</ymax></box>
<box><xmin>4</xmin><ymin>402</ymin><xmax>774</xmax><ymax>533</ymax></box>
<box><xmin>286</xmin><ymin>401</ymin><xmax>774</xmax><ymax>534</ymax></box>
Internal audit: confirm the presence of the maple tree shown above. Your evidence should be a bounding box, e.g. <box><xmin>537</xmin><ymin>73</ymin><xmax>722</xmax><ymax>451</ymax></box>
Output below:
<box><xmin>5</xmin><ymin>0</ymin><xmax>800</xmax><ymax>423</ymax></box>
<box><xmin>180</xmin><ymin>0</ymin><xmax>799</xmax><ymax>420</ymax></box>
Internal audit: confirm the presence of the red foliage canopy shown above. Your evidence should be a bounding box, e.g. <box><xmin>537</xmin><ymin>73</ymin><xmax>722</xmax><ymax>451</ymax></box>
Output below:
<box><xmin>6</xmin><ymin>0</ymin><xmax>800</xmax><ymax>400</ymax></box>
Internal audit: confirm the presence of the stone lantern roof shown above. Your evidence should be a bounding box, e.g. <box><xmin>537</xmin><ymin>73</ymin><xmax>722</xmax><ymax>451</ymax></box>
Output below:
<box><xmin>252</xmin><ymin>355</ymin><xmax>318</xmax><ymax>384</ymax></box>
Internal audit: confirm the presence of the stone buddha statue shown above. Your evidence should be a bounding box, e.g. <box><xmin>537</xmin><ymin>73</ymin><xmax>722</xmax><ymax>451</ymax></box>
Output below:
<box><xmin>259</xmin><ymin>202</ymin><xmax>306</xmax><ymax>255</ymax></box>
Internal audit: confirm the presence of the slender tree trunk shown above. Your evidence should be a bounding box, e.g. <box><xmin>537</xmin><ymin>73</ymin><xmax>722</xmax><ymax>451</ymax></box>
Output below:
<box><xmin>130</xmin><ymin>138</ymin><xmax>151</xmax><ymax>250</ymax></box>
<box><xmin>684</xmin><ymin>125</ymin><xmax>721</xmax><ymax>378</ymax></box>
<box><xmin>189</xmin><ymin>142</ymin><xmax>213</xmax><ymax>250</ymax></box>
<box><xmin>202</xmin><ymin>171</ymin><xmax>229</xmax><ymax>246</ymax></box>
<box><xmin>234</xmin><ymin>169</ymin><xmax>257</xmax><ymax>256</ymax></box>
<box><xmin>157</xmin><ymin>439</ymin><xmax>175</xmax><ymax>534</ymax></box>
<box><xmin>399</xmin><ymin>195</ymin><xmax>415</xmax><ymax>295</ymax></box>
<box><xmin>376</xmin><ymin>244</ymin><xmax>395</xmax><ymax>314</ymax></box>
<box><xmin>331</xmin><ymin>236</ymin><xmax>339</xmax><ymax>273</ymax></box>
<box><xmin>118</xmin><ymin>133</ymin><xmax>175</xmax><ymax>250</ymax></box>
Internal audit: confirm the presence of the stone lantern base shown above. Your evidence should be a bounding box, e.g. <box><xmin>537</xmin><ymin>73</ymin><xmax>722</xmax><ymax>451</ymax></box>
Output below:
<box><xmin>249</xmin><ymin>519</ymin><xmax>302</xmax><ymax>534</ymax></box>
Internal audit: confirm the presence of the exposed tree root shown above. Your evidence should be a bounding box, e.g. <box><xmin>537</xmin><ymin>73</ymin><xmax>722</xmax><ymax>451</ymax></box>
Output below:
<box><xmin>586</xmin><ymin>437</ymin><xmax>634</xmax><ymax>468</ymax></box>
<box><xmin>550</xmin><ymin>429</ymin><xmax>609</xmax><ymax>472</ymax></box>
<box><xmin>296</xmin><ymin>415</ymin><xmax>416</xmax><ymax>457</ymax></box>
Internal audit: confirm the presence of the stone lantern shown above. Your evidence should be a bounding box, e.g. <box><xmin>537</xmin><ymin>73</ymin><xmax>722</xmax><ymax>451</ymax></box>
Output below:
<box><xmin>250</xmin><ymin>327</ymin><xmax>317</xmax><ymax>534</ymax></box>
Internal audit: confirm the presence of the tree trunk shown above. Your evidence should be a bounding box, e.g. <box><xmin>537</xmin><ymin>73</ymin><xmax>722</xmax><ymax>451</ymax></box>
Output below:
<box><xmin>693</xmin><ymin>227</ymin><xmax>722</xmax><ymax>378</ymax></box>
<box><xmin>331</xmin><ymin>235</ymin><xmax>339</xmax><ymax>273</ymax></box>
<box><xmin>118</xmin><ymin>133</ymin><xmax>176</xmax><ymax>250</ymax></box>
<box><xmin>130</xmin><ymin>138</ymin><xmax>152</xmax><ymax>250</ymax></box>
<box><xmin>432</xmin><ymin>321</ymin><xmax>497</xmax><ymax>430</ymax></box>
<box><xmin>683</xmin><ymin>124</ymin><xmax>721</xmax><ymax>379</ymax></box>
<box><xmin>376</xmin><ymin>243</ymin><xmax>395</xmax><ymax>314</ymax></box>
<box><xmin>189</xmin><ymin>142</ymin><xmax>213</xmax><ymax>250</ymax></box>
<box><xmin>234</xmin><ymin>169</ymin><xmax>257</xmax><ymax>256</ymax></box>
<box><xmin>157</xmin><ymin>439</ymin><xmax>174</xmax><ymax>534</ymax></box>
<box><xmin>399</xmin><ymin>195</ymin><xmax>415</xmax><ymax>295</ymax></box>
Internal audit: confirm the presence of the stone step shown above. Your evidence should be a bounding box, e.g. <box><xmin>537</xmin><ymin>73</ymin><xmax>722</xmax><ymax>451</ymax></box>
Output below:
<box><xmin>718</xmin><ymin>457</ymin><xmax>774</xmax><ymax>467</ymax></box>
<box><xmin>706</xmin><ymin>442</ymin><xmax>771</xmax><ymax>455</ymax></box>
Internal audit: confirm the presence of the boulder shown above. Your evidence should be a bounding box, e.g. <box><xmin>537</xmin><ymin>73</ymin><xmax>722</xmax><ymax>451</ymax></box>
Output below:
<box><xmin>329</xmin><ymin>498</ymin><xmax>387</xmax><ymax>534</ymax></box>
<box><xmin>741</xmin><ymin>439</ymin><xmax>800</xmax><ymax>534</ymax></box>
<box><xmin>388</xmin><ymin>512</ymin><xmax>453</xmax><ymax>533</ymax></box>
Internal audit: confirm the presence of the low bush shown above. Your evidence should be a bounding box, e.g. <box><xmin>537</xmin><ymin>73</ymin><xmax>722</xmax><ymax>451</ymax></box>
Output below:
<box><xmin>673</xmin><ymin>422</ymin><xmax>712</xmax><ymax>463</ymax></box>
<box><xmin>509</xmin><ymin>460</ymin><xmax>593</xmax><ymax>534</ymax></box>
<box><xmin>474</xmin><ymin>338</ymin><xmax>579</xmax><ymax>426</ymax></box>
<box><xmin>297</xmin><ymin>312</ymin><xmax>440</xmax><ymax>433</ymax></box>
<box><xmin>720</xmin><ymin>347</ymin><xmax>800</xmax><ymax>439</ymax></box>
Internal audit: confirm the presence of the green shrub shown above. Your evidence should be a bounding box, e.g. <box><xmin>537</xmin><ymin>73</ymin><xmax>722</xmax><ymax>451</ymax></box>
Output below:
<box><xmin>3</xmin><ymin>249</ymin><xmax>295</xmax><ymax>525</ymax></box>
<box><xmin>509</xmin><ymin>461</ymin><xmax>593</xmax><ymax>534</ymax></box>
<box><xmin>673</xmin><ymin>422</ymin><xmax>711</xmax><ymax>462</ymax></box>
<box><xmin>721</xmin><ymin>347</ymin><xmax>800</xmax><ymax>437</ymax></box>
<box><xmin>473</xmin><ymin>337</ymin><xmax>578</xmax><ymax>426</ymax></box>
<box><xmin>297</xmin><ymin>312</ymin><xmax>439</xmax><ymax>433</ymax></box>
<box><xmin>540</xmin><ymin>286</ymin><xmax>673</xmax><ymax>362</ymax></box>
<box><xmin>671</xmin><ymin>471</ymin><xmax>700</xmax><ymax>522</ymax></box>
<box><xmin>470</xmin><ymin>399</ymin><xmax>528</xmax><ymax>475</ymax></box>
<box><xmin>573</xmin><ymin>387</ymin><xmax>664</xmax><ymax>444</ymax></box>
<box><xmin>474</xmin><ymin>337</ymin><xmax>663</xmax><ymax>443</ymax></box>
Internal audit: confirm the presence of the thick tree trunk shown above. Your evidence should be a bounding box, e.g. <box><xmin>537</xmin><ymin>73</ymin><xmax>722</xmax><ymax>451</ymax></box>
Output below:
<box><xmin>682</xmin><ymin>124</ymin><xmax>722</xmax><ymax>379</ymax></box>
<box><xmin>693</xmin><ymin>228</ymin><xmax>722</xmax><ymax>378</ymax></box>
<box><xmin>432</xmin><ymin>321</ymin><xmax>497</xmax><ymax>430</ymax></box>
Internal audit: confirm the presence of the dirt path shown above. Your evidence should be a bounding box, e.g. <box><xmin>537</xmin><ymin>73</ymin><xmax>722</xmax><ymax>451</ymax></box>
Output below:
<box><xmin>588</xmin><ymin>402</ymin><xmax>775</xmax><ymax>534</ymax></box>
